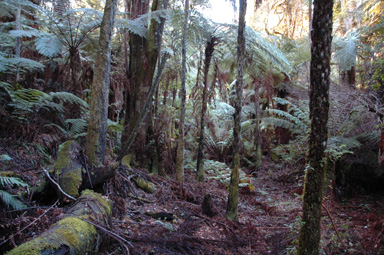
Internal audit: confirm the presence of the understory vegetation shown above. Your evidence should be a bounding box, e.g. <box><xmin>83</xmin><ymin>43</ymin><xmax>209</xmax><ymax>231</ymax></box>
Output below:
<box><xmin>1</xmin><ymin>0</ymin><xmax>384</xmax><ymax>254</ymax></box>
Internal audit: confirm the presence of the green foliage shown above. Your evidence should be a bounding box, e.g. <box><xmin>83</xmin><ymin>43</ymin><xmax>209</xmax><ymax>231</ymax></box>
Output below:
<box><xmin>0</xmin><ymin>174</ymin><xmax>28</xmax><ymax>210</ymax></box>
<box><xmin>261</xmin><ymin>97</ymin><xmax>309</xmax><ymax>135</ymax></box>
<box><xmin>333</xmin><ymin>30</ymin><xmax>360</xmax><ymax>72</ymax></box>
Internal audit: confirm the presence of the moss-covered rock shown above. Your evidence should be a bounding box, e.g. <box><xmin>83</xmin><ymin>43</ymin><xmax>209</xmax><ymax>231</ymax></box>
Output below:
<box><xmin>54</xmin><ymin>141</ymin><xmax>83</xmax><ymax>198</ymax></box>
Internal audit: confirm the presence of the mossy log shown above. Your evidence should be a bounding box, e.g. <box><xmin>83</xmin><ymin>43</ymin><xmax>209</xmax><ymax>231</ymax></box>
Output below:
<box><xmin>6</xmin><ymin>190</ymin><xmax>111</xmax><ymax>255</ymax></box>
<box><xmin>53</xmin><ymin>140</ymin><xmax>116</xmax><ymax>199</ymax></box>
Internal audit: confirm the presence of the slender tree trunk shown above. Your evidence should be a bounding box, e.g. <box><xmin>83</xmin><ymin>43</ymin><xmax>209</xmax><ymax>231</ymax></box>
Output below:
<box><xmin>85</xmin><ymin>0</ymin><xmax>118</xmax><ymax>166</ymax></box>
<box><xmin>176</xmin><ymin>0</ymin><xmax>190</xmax><ymax>183</ymax></box>
<box><xmin>226</xmin><ymin>0</ymin><xmax>247</xmax><ymax>221</ymax></box>
<box><xmin>297</xmin><ymin>0</ymin><xmax>333</xmax><ymax>254</ymax></box>
<box><xmin>196</xmin><ymin>36</ymin><xmax>218</xmax><ymax>183</ymax></box>
<box><xmin>15</xmin><ymin>5</ymin><xmax>21</xmax><ymax>83</ymax></box>
<box><xmin>254</xmin><ymin>80</ymin><xmax>262</xmax><ymax>168</ymax></box>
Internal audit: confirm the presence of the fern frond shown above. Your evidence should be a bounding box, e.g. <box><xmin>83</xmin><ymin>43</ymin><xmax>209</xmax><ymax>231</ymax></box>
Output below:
<box><xmin>261</xmin><ymin>117</ymin><xmax>304</xmax><ymax>134</ymax></box>
<box><xmin>268</xmin><ymin>109</ymin><xmax>308</xmax><ymax>131</ymax></box>
<box><xmin>35</xmin><ymin>36</ymin><xmax>63</xmax><ymax>57</ymax></box>
<box><xmin>0</xmin><ymin>56</ymin><xmax>45</xmax><ymax>73</ymax></box>
<box><xmin>9</xmin><ymin>28</ymin><xmax>41</xmax><ymax>38</ymax></box>
<box><xmin>65</xmin><ymin>118</ymin><xmax>88</xmax><ymax>138</ymax></box>
<box><xmin>0</xmin><ymin>176</ymin><xmax>28</xmax><ymax>188</ymax></box>
<box><xmin>328</xmin><ymin>136</ymin><xmax>362</xmax><ymax>151</ymax></box>
<box><xmin>0</xmin><ymin>190</ymin><xmax>27</xmax><ymax>210</ymax></box>
<box><xmin>333</xmin><ymin>30</ymin><xmax>360</xmax><ymax>72</ymax></box>
<box><xmin>50</xmin><ymin>92</ymin><xmax>89</xmax><ymax>109</ymax></box>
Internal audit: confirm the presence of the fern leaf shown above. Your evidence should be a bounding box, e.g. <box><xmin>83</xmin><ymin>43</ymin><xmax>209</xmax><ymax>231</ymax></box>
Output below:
<box><xmin>50</xmin><ymin>92</ymin><xmax>89</xmax><ymax>109</ymax></box>
<box><xmin>35</xmin><ymin>36</ymin><xmax>63</xmax><ymax>57</ymax></box>
<box><xmin>0</xmin><ymin>176</ymin><xmax>28</xmax><ymax>188</ymax></box>
<box><xmin>65</xmin><ymin>118</ymin><xmax>88</xmax><ymax>138</ymax></box>
<box><xmin>9</xmin><ymin>28</ymin><xmax>41</xmax><ymax>38</ymax></box>
<box><xmin>0</xmin><ymin>56</ymin><xmax>45</xmax><ymax>73</ymax></box>
<box><xmin>0</xmin><ymin>190</ymin><xmax>27</xmax><ymax>210</ymax></box>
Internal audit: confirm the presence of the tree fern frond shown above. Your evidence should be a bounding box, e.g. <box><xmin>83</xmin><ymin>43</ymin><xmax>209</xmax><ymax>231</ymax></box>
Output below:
<box><xmin>9</xmin><ymin>28</ymin><xmax>42</xmax><ymax>38</ymax></box>
<box><xmin>50</xmin><ymin>92</ymin><xmax>89</xmax><ymax>109</ymax></box>
<box><xmin>12</xmin><ymin>88</ymin><xmax>47</xmax><ymax>103</ymax></box>
<box><xmin>213</xmin><ymin>101</ymin><xmax>235</xmax><ymax>118</ymax></box>
<box><xmin>333</xmin><ymin>30</ymin><xmax>360</xmax><ymax>72</ymax></box>
<box><xmin>0</xmin><ymin>190</ymin><xmax>27</xmax><ymax>210</ymax></box>
<box><xmin>268</xmin><ymin>109</ymin><xmax>308</xmax><ymax>131</ymax></box>
<box><xmin>65</xmin><ymin>118</ymin><xmax>88</xmax><ymax>138</ymax></box>
<box><xmin>35</xmin><ymin>36</ymin><xmax>63</xmax><ymax>57</ymax></box>
<box><xmin>328</xmin><ymin>136</ymin><xmax>362</xmax><ymax>151</ymax></box>
<box><xmin>0</xmin><ymin>56</ymin><xmax>45</xmax><ymax>73</ymax></box>
<box><xmin>115</xmin><ymin>16</ymin><xmax>148</xmax><ymax>38</ymax></box>
<box><xmin>261</xmin><ymin>117</ymin><xmax>304</xmax><ymax>134</ymax></box>
<box><xmin>0</xmin><ymin>1</ymin><xmax>14</xmax><ymax>18</ymax></box>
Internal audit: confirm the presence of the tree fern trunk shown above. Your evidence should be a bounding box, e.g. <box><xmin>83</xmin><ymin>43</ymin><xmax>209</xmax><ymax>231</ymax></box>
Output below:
<box><xmin>196</xmin><ymin>36</ymin><xmax>217</xmax><ymax>183</ymax></box>
<box><xmin>121</xmin><ymin>0</ymin><xmax>168</xmax><ymax>167</ymax></box>
<box><xmin>85</xmin><ymin>0</ymin><xmax>118</xmax><ymax>166</ymax></box>
<box><xmin>226</xmin><ymin>0</ymin><xmax>247</xmax><ymax>222</ymax></box>
<box><xmin>176</xmin><ymin>0</ymin><xmax>189</xmax><ymax>183</ymax></box>
<box><xmin>298</xmin><ymin>0</ymin><xmax>333</xmax><ymax>253</ymax></box>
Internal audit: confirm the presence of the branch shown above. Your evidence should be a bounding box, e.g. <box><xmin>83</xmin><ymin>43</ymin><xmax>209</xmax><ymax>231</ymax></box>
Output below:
<box><xmin>42</xmin><ymin>168</ymin><xmax>77</xmax><ymax>201</ymax></box>
<box><xmin>0</xmin><ymin>200</ymin><xmax>59</xmax><ymax>247</ymax></box>
<box><xmin>322</xmin><ymin>203</ymin><xmax>350</xmax><ymax>254</ymax></box>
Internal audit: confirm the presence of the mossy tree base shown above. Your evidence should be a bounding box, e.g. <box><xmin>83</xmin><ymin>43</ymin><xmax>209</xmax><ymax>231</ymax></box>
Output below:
<box><xmin>6</xmin><ymin>190</ymin><xmax>111</xmax><ymax>255</ymax></box>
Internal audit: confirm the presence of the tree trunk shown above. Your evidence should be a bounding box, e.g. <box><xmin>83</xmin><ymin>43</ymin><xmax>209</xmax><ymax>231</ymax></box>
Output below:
<box><xmin>196</xmin><ymin>36</ymin><xmax>218</xmax><ymax>183</ymax></box>
<box><xmin>297</xmin><ymin>0</ymin><xmax>334</xmax><ymax>254</ymax></box>
<box><xmin>175</xmin><ymin>0</ymin><xmax>190</xmax><ymax>183</ymax></box>
<box><xmin>226</xmin><ymin>0</ymin><xmax>247</xmax><ymax>222</ymax></box>
<box><xmin>339</xmin><ymin>65</ymin><xmax>356</xmax><ymax>87</ymax></box>
<box><xmin>121</xmin><ymin>0</ymin><xmax>168</xmax><ymax>167</ymax></box>
<box><xmin>254</xmin><ymin>80</ymin><xmax>262</xmax><ymax>168</ymax></box>
<box><xmin>6</xmin><ymin>190</ymin><xmax>111</xmax><ymax>255</ymax></box>
<box><xmin>85</xmin><ymin>0</ymin><xmax>118</xmax><ymax>167</ymax></box>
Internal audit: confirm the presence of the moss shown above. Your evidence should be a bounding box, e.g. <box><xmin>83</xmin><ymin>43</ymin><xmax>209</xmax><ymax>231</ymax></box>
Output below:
<box><xmin>6</xmin><ymin>217</ymin><xmax>96</xmax><ymax>255</ymax></box>
<box><xmin>121</xmin><ymin>154</ymin><xmax>132</xmax><ymax>168</ymax></box>
<box><xmin>0</xmin><ymin>171</ymin><xmax>17</xmax><ymax>177</ymax></box>
<box><xmin>80</xmin><ymin>189</ymin><xmax>112</xmax><ymax>217</ymax></box>
<box><xmin>135</xmin><ymin>177</ymin><xmax>154</xmax><ymax>193</ymax></box>
<box><xmin>54</xmin><ymin>141</ymin><xmax>82</xmax><ymax>198</ymax></box>
<box><xmin>59</xmin><ymin>167</ymin><xmax>82</xmax><ymax>198</ymax></box>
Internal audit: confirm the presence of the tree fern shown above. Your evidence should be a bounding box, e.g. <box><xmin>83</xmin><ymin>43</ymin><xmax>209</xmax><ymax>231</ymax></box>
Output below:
<box><xmin>35</xmin><ymin>35</ymin><xmax>64</xmax><ymax>57</ymax></box>
<box><xmin>333</xmin><ymin>30</ymin><xmax>360</xmax><ymax>72</ymax></box>
<box><xmin>261</xmin><ymin>97</ymin><xmax>310</xmax><ymax>134</ymax></box>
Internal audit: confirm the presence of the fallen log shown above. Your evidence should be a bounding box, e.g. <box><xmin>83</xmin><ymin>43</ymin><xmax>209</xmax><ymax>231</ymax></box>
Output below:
<box><xmin>6</xmin><ymin>189</ymin><xmax>111</xmax><ymax>255</ymax></box>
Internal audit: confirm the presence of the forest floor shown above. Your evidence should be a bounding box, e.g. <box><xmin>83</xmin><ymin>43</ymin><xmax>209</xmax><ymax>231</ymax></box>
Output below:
<box><xmin>1</xmin><ymin>156</ymin><xmax>384</xmax><ymax>254</ymax></box>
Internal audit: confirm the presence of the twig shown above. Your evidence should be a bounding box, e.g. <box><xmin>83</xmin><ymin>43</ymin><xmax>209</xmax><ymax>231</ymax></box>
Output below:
<box><xmin>82</xmin><ymin>218</ymin><xmax>133</xmax><ymax>253</ymax></box>
<box><xmin>322</xmin><ymin>203</ymin><xmax>350</xmax><ymax>254</ymax></box>
<box><xmin>42</xmin><ymin>168</ymin><xmax>77</xmax><ymax>201</ymax></box>
<box><xmin>0</xmin><ymin>200</ymin><xmax>60</xmax><ymax>247</ymax></box>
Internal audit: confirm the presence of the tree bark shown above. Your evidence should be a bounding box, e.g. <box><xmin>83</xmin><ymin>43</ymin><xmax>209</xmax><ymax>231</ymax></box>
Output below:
<box><xmin>226</xmin><ymin>0</ymin><xmax>247</xmax><ymax>222</ymax></box>
<box><xmin>121</xmin><ymin>0</ymin><xmax>168</xmax><ymax>167</ymax></box>
<box><xmin>254</xmin><ymin>80</ymin><xmax>262</xmax><ymax>168</ymax></box>
<box><xmin>176</xmin><ymin>0</ymin><xmax>190</xmax><ymax>183</ymax></box>
<box><xmin>298</xmin><ymin>0</ymin><xmax>334</xmax><ymax>254</ymax></box>
<box><xmin>196</xmin><ymin>36</ymin><xmax>218</xmax><ymax>183</ymax></box>
<box><xmin>6</xmin><ymin>190</ymin><xmax>111</xmax><ymax>255</ymax></box>
<box><xmin>85</xmin><ymin>0</ymin><xmax>118</xmax><ymax>166</ymax></box>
